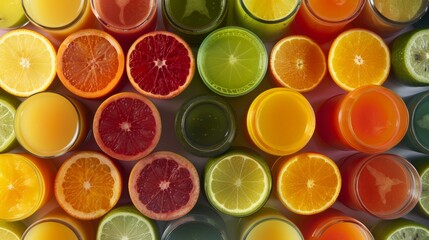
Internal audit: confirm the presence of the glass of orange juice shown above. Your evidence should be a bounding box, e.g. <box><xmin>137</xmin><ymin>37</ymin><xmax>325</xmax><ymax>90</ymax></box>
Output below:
<box><xmin>316</xmin><ymin>85</ymin><xmax>409</xmax><ymax>153</ymax></box>
<box><xmin>291</xmin><ymin>0</ymin><xmax>365</xmax><ymax>43</ymax></box>
<box><xmin>353</xmin><ymin>0</ymin><xmax>429</xmax><ymax>37</ymax></box>
<box><xmin>246</xmin><ymin>88</ymin><xmax>315</xmax><ymax>156</ymax></box>
<box><xmin>14</xmin><ymin>92</ymin><xmax>89</xmax><ymax>158</ymax></box>
<box><xmin>22</xmin><ymin>208</ymin><xmax>96</xmax><ymax>240</ymax></box>
<box><xmin>22</xmin><ymin>0</ymin><xmax>96</xmax><ymax>42</ymax></box>
<box><xmin>296</xmin><ymin>208</ymin><xmax>374</xmax><ymax>240</ymax></box>
<box><xmin>0</xmin><ymin>153</ymin><xmax>56</xmax><ymax>221</ymax></box>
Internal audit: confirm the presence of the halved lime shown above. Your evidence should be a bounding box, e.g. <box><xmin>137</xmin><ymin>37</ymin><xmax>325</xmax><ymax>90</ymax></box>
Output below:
<box><xmin>97</xmin><ymin>205</ymin><xmax>159</xmax><ymax>240</ymax></box>
<box><xmin>411</xmin><ymin>157</ymin><xmax>429</xmax><ymax>216</ymax></box>
<box><xmin>391</xmin><ymin>29</ymin><xmax>429</xmax><ymax>85</ymax></box>
<box><xmin>204</xmin><ymin>149</ymin><xmax>272</xmax><ymax>217</ymax></box>
<box><xmin>0</xmin><ymin>91</ymin><xmax>20</xmax><ymax>153</ymax></box>
<box><xmin>0</xmin><ymin>221</ymin><xmax>25</xmax><ymax>240</ymax></box>
<box><xmin>197</xmin><ymin>26</ymin><xmax>268</xmax><ymax>97</ymax></box>
<box><xmin>372</xmin><ymin>218</ymin><xmax>429</xmax><ymax>240</ymax></box>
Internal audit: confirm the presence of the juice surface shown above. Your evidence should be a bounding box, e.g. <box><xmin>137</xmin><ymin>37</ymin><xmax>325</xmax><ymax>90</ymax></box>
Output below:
<box><xmin>166</xmin><ymin>221</ymin><xmax>224</xmax><ymax>240</ymax></box>
<box><xmin>22</xmin><ymin>0</ymin><xmax>83</xmax><ymax>27</ymax></box>
<box><xmin>307</xmin><ymin>0</ymin><xmax>362</xmax><ymax>21</ymax></box>
<box><xmin>93</xmin><ymin>0</ymin><xmax>153</xmax><ymax>28</ymax></box>
<box><xmin>23</xmin><ymin>221</ymin><xmax>79</xmax><ymax>240</ymax></box>
<box><xmin>357</xmin><ymin>155</ymin><xmax>410</xmax><ymax>215</ymax></box>
<box><xmin>15</xmin><ymin>93</ymin><xmax>80</xmax><ymax>157</ymax></box>
<box><xmin>242</xmin><ymin>0</ymin><xmax>299</xmax><ymax>20</ymax></box>
<box><xmin>245</xmin><ymin>219</ymin><xmax>302</xmax><ymax>240</ymax></box>
<box><xmin>373</xmin><ymin>0</ymin><xmax>424</xmax><ymax>22</ymax></box>
<box><xmin>412</xmin><ymin>97</ymin><xmax>429</xmax><ymax>148</ymax></box>
<box><xmin>0</xmin><ymin>0</ymin><xmax>27</xmax><ymax>28</ymax></box>
<box><xmin>318</xmin><ymin>222</ymin><xmax>370</xmax><ymax>240</ymax></box>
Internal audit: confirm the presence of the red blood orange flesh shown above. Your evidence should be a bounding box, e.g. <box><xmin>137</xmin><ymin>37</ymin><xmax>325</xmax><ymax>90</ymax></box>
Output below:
<box><xmin>93</xmin><ymin>92</ymin><xmax>161</xmax><ymax>161</ymax></box>
<box><xmin>126</xmin><ymin>31</ymin><xmax>195</xmax><ymax>99</ymax></box>
<box><xmin>128</xmin><ymin>151</ymin><xmax>200</xmax><ymax>221</ymax></box>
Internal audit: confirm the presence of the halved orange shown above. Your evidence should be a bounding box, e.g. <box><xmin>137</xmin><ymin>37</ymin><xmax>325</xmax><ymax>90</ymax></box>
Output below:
<box><xmin>328</xmin><ymin>29</ymin><xmax>390</xmax><ymax>91</ymax></box>
<box><xmin>56</xmin><ymin>29</ymin><xmax>124</xmax><ymax>99</ymax></box>
<box><xmin>270</xmin><ymin>35</ymin><xmax>326</xmax><ymax>92</ymax></box>
<box><xmin>55</xmin><ymin>151</ymin><xmax>122</xmax><ymax>220</ymax></box>
<box><xmin>274</xmin><ymin>153</ymin><xmax>341</xmax><ymax>215</ymax></box>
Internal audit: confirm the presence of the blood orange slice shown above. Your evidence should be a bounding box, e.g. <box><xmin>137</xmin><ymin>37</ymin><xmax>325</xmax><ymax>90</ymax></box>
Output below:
<box><xmin>126</xmin><ymin>31</ymin><xmax>195</xmax><ymax>99</ymax></box>
<box><xmin>93</xmin><ymin>92</ymin><xmax>161</xmax><ymax>161</ymax></box>
<box><xmin>128</xmin><ymin>151</ymin><xmax>200</xmax><ymax>221</ymax></box>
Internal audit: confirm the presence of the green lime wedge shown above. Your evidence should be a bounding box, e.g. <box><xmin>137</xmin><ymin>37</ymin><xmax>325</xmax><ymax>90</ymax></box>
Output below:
<box><xmin>204</xmin><ymin>149</ymin><xmax>272</xmax><ymax>217</ymax></box>
<box><xmin>0</xmin><ymin>91</ymin><xmax>20</xmax><ymax>153</ymax></box>
<box><xmin>411</xmin><ymin>157</ymin><xmax>429</xmax><ymax>216</ymax></box>
<box><xmin>0</xmin><ymin>221</ymin><xmax>25</xmax><ymax>240</ymax></box>
<box><xmin>97</xmin><ymin>205</ymin><xmax>159</xmax><ymax>240</ymax></box>
<box><xmin>371</xmin><ymin>218</ymin><xmax>429</xmax><ymax>240</ymax></box>
<box><xmin>197</xmin><ymin>26</ymin><xmax>268</xmax><ymax>97</ymax></box>
<box><xmin>391</xmin><ymin>29</ymin><xmax>429</xmax><ymax>85</ymax></box>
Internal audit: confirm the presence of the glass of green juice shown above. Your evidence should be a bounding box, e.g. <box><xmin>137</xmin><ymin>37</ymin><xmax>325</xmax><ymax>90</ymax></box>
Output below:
<box><xmin>404</xmin><ymin>90</ymin><xmax>429</xmax><ymax>154</ymax></box>
<box><xmin>0</xmin><ymin>0</ymin><xmax>28</xmax><ymax>29</ymax></box>
<box><xmin>175</xmin><ymin>95</ymin><xmax>236</xmax><ymax>157</ymax></box>
<box><xmin>161</xmin><ymin>204</ymin><xmax>228</xmax><ymax>240</ymax></box>
<box><xmin>197</xmin><ymin>26</ymin><xmax>268</xmax><ymax>97</ymax></box>
<box><xmin>162</xmin><ymin>0</ymin><xmax>228</xmax><ymax>45</ymax></box>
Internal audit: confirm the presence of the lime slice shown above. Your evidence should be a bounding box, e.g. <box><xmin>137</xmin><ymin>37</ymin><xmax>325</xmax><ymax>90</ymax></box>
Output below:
<box><xmin>197</xmin><ymin>26</ymin><xmax>268</xmax><ymax>97</ymax></box>
<box><xmin>97</xmin><ymin>205</ymin><xmax>159</xmax><ymax>240</ymax></box>
<box><xmin>411</xmin><ymin>158</ymin><xmax>429</xmax><ymax>216</ymax></box>
<box><xmin>242</xmin><ymin>0</ymin><xmax>299</xmax><ymax>20</ymax></box>
<box><xmin>371</xmin><ymin>218</ymin><xmax>429</xmax><ymax>240</ymax></box>
<box><xmin>388</xmin><ymin>226</ymin><xmax>429</xmax><ymax>240</ymax></box>
<box><xmin>204</xmin><ymin>149</ymin><xmax>272</xmax><ymax>217</ymax></box>
<box><xmin>0</xmin><ymin>92</ymin><xmax>20</xmax><ymax>153</ymax></box>
<box><xmin>0</xmin><ymin>221</ymin><xmax>25</xmax><ymax>240</ymax></box>
<box><xmin>391</xmin><ymin>29</ymin><xmax>429</xmax><ymax>85</ymax></box>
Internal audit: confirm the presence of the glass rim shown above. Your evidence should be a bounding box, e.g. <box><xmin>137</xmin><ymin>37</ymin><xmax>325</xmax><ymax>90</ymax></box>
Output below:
<box><xmin>339</xmin><ymin>85</ymin><xmax>409</xmax><ymax>153</ymax></box>
<box><xmin>304</xmin><ymin>0</ymin><xmax>365</xmax><ymax>24</ymax></box>
<box><xmin>0</xmin><ymin>19</ymin><xmax>30</xmax><ymax>30</ymax></box>
<box><xmin>239</xmin><ymin>0</ymin><xmax>302</xmax><ymax>24</ymax></box>
<box><xmin>14</xmin><ymin>91</ymin><xmax>83</xmax><ymax>158</ymax></box>
<box><xmin>22</xmin><ymin>218</ymin><xmax>83</xmax><ymax>240</ymax></box>
<box><xmin>407</xmin><ymin>91</ymin><xmax>429</xmax><ymax>153</ymax></box>
<box><xmin>368</xmin><ymin>0</ymin><xmax>429</xmax><ymax>26</ymax></box>
<box><xmin>354</xmin><ymin>154</ymin><xmax>422</xmax><ymax>219</ymax></box>
<box><xmin>247</xmin><ymin>88</ymin><xmax>315</xmax><ymax>156</ymax></box>
<box><xmin>90</xmin><ymin>0</ymin><xmax>157</xmax><ymax>32</ymax></box>
<box><xmin>242</xmin><ymin>215</ymin><xmax>304</xmax><ymax>240</ymax></box>
<box><xmin>162</xmin><ymin>0</ymin><xmax>227</xmax><ymax>34</ymax></box>
<box><xmin>22</xmin><ymin>0</ymin><xmax>87</xmax><ymax>30</ymax></box>
<box><xmin>0</xmin><ymin>154</ymin><xmax>45</xmax><ymax>221</ymax></box>
<box><xmin>175</xmin><ymin>94</ymin><xmax>236</xmax><ymax>156</ymax></box>
<box><xmin>311</xmin><ymin>216</ymin><xmax>373</xmax><ymax>239</ymax></box>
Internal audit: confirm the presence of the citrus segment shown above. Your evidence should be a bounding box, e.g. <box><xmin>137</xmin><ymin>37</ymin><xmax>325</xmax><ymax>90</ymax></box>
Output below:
<box><xmin>0</xmin><ymin>221</ymin><xmax>25</xmax><ymax>240</ymax></box>
<box><xmin>56</xmin><ymin>29</ymin><xmax>124</xmax><ymax>99</ymax></box>
<box><xmin>129</xmin><ymin>151</ymin><xmax>200</xmax><ymax>221</ymax></box>
<box><xmin>270</xmin><ymin>35</ymin><xmax>326</xmax><ymax>92</ymax></box>
<box><xmin>242</xmin><ymin>0</ymin><xmax>299</xmax><ymax>20</ymax></box>
<box><xmin>55</xmin><ymin>151</ymin><xmax>122</xmax><ymax>220</ymax></box>
<box><xmin>391</xmin><ymin>29</ymin><xmax>429</xmax><ymax>85</ymax></box>
<box><xmin>328</xmin><ymin>29</ymin><xmax>390</xmax><ymax>91</ymax></box>
<box><xmin>275</xmin><ymin>153</ymin><xmax>341</xmax><ymax>215</ymax></box>
<box><xmin>93</xmin><ymin>92</ymin><xmax>161</xmax><ymax>161</ymax></box>
<box><xmin>127</xmin><ymin>31</ymin><xmax>194</xmax><ymax>99</ymax></box>
<box><xmin>204</xmin><ymin>150</ymin><xmax>272</xmax><ymax>217</ymax></box>
<box><xmin>0</xmin><ymin>92</ymin><xmax>20</xmax><ymax>153</ymax></box>
<box><xmin>0</xmin><ymin>29</ymin><xmax>56</xmax><ymax>97</ymax></box>
<box><xmin>97</xmin><ymin>205</ymin><xmax>159</xmax><ymax>240</ymax></box>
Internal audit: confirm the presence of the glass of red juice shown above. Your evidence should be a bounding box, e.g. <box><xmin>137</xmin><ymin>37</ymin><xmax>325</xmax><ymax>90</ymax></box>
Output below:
<box><xmin>316</xmin><ymin>85</ymin><xmax>409</xmax><ymax>153</ymax></box>
<box><xmin>90</xmin><ymin>0</ymin><xmax>158</xmax><ymax>49</ymax></box>
<box><xmin>296</xmin><ymin>208</ymin><xmax>373</xmax><ymax>240</ymax></box>
<box><xmin>338</xmin><ymin>153</ymin><xmax>421</xmax><ymax>219</ymax></box>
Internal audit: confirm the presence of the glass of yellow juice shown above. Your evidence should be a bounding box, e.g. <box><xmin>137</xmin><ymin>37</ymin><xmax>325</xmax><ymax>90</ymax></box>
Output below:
<box><xmin>22</xmin><ymin>208</ymin><xmax>96</xmax><ymax>240</ymax></box>
<box><xmin>0</xmin><ymin>153</ymin><xmax>56</xmax><ymax>221</ymax></box>
<box><xmin>14</xmin><ymin>92</ymin><xmax>89</xmax><ymax>158</ymax></box>
<box><xmin>22</xmin><ymin>0</ymin><xmax>96</xmax><ymax>42</ymax></box>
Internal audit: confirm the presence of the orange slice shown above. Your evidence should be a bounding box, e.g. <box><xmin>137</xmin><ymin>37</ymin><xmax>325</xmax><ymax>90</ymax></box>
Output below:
<box><xmin>56</xmin><ymin>29</ymin><xmax>124</xmax><ymax>99</ymax></box>
<box><xmin>328</xmin><ymin>29</ymin><xmax>390</xmax><ymax>91</ymax></box>
<box><xmin>270</xmin><ymin>35</ymin><xmax>326</xmax><ymax>92</ymax></box>
<box><xmin>55</xmin><ymin>151</ymin><xmax>122</xmax><ymax>220</ymax></box>
<box><xmin>274</xmin><ymin>153</ymin><xmax>341</xmax><ymax>215</ymax></box>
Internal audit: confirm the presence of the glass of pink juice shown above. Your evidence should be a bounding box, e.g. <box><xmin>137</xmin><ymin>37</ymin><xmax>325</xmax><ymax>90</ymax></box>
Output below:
<box><xmin>316</xmin><ymin>85</ymin><xmax>409</xmax><ymax>153</ymax></box>
<box><xmin>91</xmin><ymin>0</ymin><xmax>158</xmax><ymax>49</ymax></box>
<box><xmin>338</xmin><ymin>153</ymin><xmax>421</xmax><ymax>219</ymax></box>
<box><xmin>291</xmin><ymin>0</ymin><xmax>365</xmax><ymax>43</ymax></box>
<box><xmin>296</xmin><ymin>209</ymin><xmax>373</xmax><ymax>240</ymax></box>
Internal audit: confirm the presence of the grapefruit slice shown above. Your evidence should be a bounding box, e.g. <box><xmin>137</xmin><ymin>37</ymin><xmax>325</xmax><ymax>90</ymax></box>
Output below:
<box><xmin>93</xmin><ymin>92</ymin><xmax>161</xmax><ymax>161</ymax></box>
<box><xmin>128</xmin><ymin>151</ymin><xmax>200</xmax><ymax>221</ymax></box>
<box><xmin>126</xmin><ymin>31</ymin><xmax>195</xmax><ymax>99</ymax></box>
